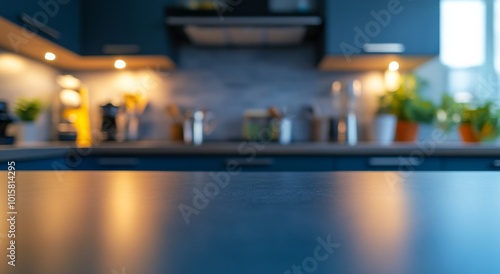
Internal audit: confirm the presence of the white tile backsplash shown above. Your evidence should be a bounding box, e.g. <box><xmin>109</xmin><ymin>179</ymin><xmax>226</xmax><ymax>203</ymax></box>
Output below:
<box><xmin>0</xmin><ymin>45</ymin><xmax>448</xmax><ymax>143</ymax></box>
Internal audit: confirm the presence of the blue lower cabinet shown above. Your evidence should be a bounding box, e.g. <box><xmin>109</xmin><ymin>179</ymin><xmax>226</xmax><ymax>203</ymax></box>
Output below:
<box><xmin>73</xmin><ymin>156</ymin><xmax>335</xmax><ymax>172</ymax></box>
<box><xmin>12</xmin><ymin>155</ymin><xmax>500</xmax><ymax>172</ymax></box>
<box><xmin>334</xmin><ymin>156</ymin><xmax>442</xmax><ymax>171</ymax></box>
<box><xmin>220</xmin><ymin>156</ymin><xmax>335</xmax><ymax>172</ymax></box>
<box><xmin>4</xmin><ymin>157</ymin><xmax>64</xmax><ymax>171</ymax></box>
<box><xmin>76</xmin><ymin>156</ymin><xmax>221</xmax><ymax>171</ymax></box>
<box><xmin>442</xmin><ymin>157</ymin><xmax>500</xmax><ymax>171</ymax></box>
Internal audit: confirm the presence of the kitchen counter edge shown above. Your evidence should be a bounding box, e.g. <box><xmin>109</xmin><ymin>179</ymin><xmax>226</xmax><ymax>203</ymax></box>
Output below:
<box><xmin>1</xmin><ymin>142</ymin><xmax>500</xmax><ymax>162</ymax></box>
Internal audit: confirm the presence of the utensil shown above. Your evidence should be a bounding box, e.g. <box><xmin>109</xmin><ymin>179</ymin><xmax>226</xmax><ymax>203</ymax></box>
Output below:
<box><xmin>268</xmin><ymin>107</ymin><xmax>282</xmax><ymax>119</ymax></box>
<box><xmin>166</xmin><ymin>104</ymin><xmax>182</xmax><ymax>122</ymax></box>
<box><xmin>166</xmin><ymin>104</ymin><xmax>184</xmax><ymax>141</ymax></box>
<box><xmin>123</xmin><ymin>92</ymin><xmax>149</xmax><ymax>141</ymax></box>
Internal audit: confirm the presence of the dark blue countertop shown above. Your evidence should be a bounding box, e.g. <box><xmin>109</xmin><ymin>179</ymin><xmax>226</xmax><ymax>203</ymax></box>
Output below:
<box><xmin>1</xmin><ymin>171</ymin><xmax>499</xmax><ymax>274</ymax></box>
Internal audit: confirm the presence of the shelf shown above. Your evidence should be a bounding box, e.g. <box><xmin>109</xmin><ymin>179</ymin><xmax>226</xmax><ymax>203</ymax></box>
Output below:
<box><xmin>318</xmin><ymin>54</ymin><xmax>434</xmax><ymax>71</ymax></box>
<box><xmin>0</xmin><ymin>17</ymin><xmax>175</xmax><ymax>71</ymax></box>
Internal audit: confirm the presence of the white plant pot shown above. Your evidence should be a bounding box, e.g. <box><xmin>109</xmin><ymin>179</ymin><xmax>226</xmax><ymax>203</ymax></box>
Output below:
<box><xmin>374</xmin><ymin>114</ymin><xmax>397</xmax><ymax>145</ymax></box>
<box><xmin>17</xmin><ymin>122</ymin><xmax>38</xmax><ymax>144</ymax></box>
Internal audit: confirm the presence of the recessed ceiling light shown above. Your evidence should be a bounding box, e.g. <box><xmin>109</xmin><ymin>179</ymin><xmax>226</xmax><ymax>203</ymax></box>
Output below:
<box><xmin>45</xmin><ymin>52</ymin><xmax>56</xmax><ymax>61</ymax></box>
<box><xmin>114</xmin><ymin>59</ymin><xmax>126</xmax><ymax>69</ymax></box>
<box><xmin>388</xmin><ymin>61</ymin><xmax>400</xmax><ymax>72</ymax></box>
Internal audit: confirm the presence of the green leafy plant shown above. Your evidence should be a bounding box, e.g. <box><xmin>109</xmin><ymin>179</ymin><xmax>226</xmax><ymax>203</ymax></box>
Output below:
<box><xmin>14</xmin><ymin>98</ymin><xmax>43</xmax><ymax>122</ymax></box>
<box><xmin>462</xmin><ymin>102</ymin><xmax>500</xmax><ymax>142</ymax></box>
<box><xmin>377</xmin><ymin>74</ymin><xmax>436</xmax><ymax>123</ymax></box>
<box><xmin>376</xmin><ymin>93</ymin><xmax>395</xmax><ymax>115</ymax></box>
<box><xmin>397</xmin><ymin>97</ymin><xmax>436</xmax><ymax>123</ymax></box>
<box><xmin>435</xmin><ymin>94</ymin><xmax>466</xmax><ymax>132</ymax></box>
<box><xmin>436</xmin><ymin>94</ymin><xmax>500</xmax><ymax>142</ymax></box>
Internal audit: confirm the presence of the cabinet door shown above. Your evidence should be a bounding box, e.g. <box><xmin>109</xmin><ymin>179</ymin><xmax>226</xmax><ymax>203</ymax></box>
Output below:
<box><xmin>0</xmin><ymin>157</ymin><xmax>64</xmax><ymax>171</ymax></box>
<box><xmin>220</xmin><ymin>156</ymin><xmax>335</xmax><ymax>172</ymax></box>
<box><xmin>76</xmin><ymin>156</ymin><xmax>223</xmax><ymax>171</ymax></box>
<box><xmin>0</xmin><ymin>0</ymin><xmax>81</xmax><ymax>53</ymax></box>
<box><xmin>325</xmin><ymin>0</ymin><xmax>439</xmax><ymax>56</ymax></box>
<box><xmin>72</xmin><ymin>156</ymin><xmax>335</xmax><ymax>172</ymax></box>
<box><xmin>334</xmin><ymin>156</ymin><xmax>442</xmax><ymax>171</ymax></box>
<box><xmin>82</xmin><ymin>0</ymin><xmax>174</xmax><ymax>56</ymax></box>
<box><xmin>443</xmin><ymin>158</ymin><xmax>500</xmax><ymax>171</ymax></box>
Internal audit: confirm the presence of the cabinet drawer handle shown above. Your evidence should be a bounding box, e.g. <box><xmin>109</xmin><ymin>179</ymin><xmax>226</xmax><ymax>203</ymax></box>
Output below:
<box><xmin>20</xmin><ymin>13</ymin><xmax>60</xmax><ymax>39</ymax></box>
<box><xmin>225</xmin><ymin>158</ymin><xmax>275</xmax><ymax>167</ymax></box>
<box><xmin>102</xmin><ymin>44</ymin><xmax>141</xmax><ymax>54</ymax></box>
<box><xmin>97</xmin><ymin>158</ymin><xmax>139</xmax><ymax>166</ymax></box>
<box><xmin>493</xmin><ymin>160</ymin><xmax>500</xmax><ymax>168</ymax></box>
<box><xmin>368</xmin><ymin>157</ymin><xmax>420</xmax><ymax>167</ymax></box>
<box><xmin>363</xmin><ymin>43</ymin><xmax>405</xmax><ymax>53</ymax></box>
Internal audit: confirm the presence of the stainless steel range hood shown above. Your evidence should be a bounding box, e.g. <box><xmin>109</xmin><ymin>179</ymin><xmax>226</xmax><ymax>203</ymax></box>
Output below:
<box><xmin>165</xmin><ymin>8</ymin><xmax>322</xmax><ymax>46</ymax></box>
<box><xmin>180</xmin><ymin>26</ymin><xmax>311</xmax><ymax>46</ymax></box>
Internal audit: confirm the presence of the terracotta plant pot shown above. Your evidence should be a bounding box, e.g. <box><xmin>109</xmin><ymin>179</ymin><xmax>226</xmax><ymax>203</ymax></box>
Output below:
<box><xmin>458</xmin><ymin>124</ymin><xmax>480</xmax><ymax>143</ymax></box>
<box><xmin>394</xmin><ymin>120</ymin><xmax>419</xmax><ymax>142</ymax></box>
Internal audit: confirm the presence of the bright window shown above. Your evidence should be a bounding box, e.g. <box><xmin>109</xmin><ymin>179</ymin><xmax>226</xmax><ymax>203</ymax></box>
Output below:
<box><xmin>441</xmin><ymin>0</ymin><xmax>499</xmax><ymax>99</ymax></box>
<box><xmin>495</xmin><ymin>0</ymin><xmax>500</xmax><ymax>74</ymax></box>
<box><xmin>440</xmin><ymin>0</ymin><xmax>486</xmax><ymax>68</ymax></box>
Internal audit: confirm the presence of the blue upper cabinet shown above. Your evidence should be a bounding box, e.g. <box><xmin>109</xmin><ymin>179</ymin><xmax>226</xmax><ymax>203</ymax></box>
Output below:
<box><xmin>82</xmin><ymin>0</ymin><xmax>173</xmax><ymax>56</ymax></box>
<box><xmin>0</xmin><ymin>0</ymin><xmax>81</xmax><ymax>53</ymax></box>
<box><xmin>324</xmin><ymin>0</ymin><xmax>439</xmax><ymax>57</ymax></box>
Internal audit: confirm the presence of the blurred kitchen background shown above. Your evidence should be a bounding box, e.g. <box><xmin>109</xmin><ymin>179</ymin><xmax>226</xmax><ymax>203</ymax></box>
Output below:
<box><xmin>0</xmin><ymin>0</ymin><xmax>498</xmax><ymax>145</ymax></box>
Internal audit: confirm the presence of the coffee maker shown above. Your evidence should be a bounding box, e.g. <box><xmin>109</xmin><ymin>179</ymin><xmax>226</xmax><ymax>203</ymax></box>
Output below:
<box><xmin>54</xmin><ymin>75</ymin><xmax>92</xmax><ymax>146</ymax></box>
<box><xmin>0</xmin><ymin>101</ymin><xmax>15</xmax><ymax>145</ymax></box>
<box><xmin>100</xmin><ymin>102</ymin><xmax>120</xmax><ymax>141</ymax></box>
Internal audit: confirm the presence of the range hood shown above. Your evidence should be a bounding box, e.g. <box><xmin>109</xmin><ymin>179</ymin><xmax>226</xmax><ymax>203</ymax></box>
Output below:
<box><xmin>165</xmin><ymin>5</ymin><xmax>323</xmax><ymax>46</ymax></box>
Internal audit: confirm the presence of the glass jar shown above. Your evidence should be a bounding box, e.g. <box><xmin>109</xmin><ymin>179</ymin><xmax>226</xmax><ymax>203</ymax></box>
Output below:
<box><xmin>243</xmin><ymin>109</ymin><xmax>281</xmax><ymax>141</ymax></box>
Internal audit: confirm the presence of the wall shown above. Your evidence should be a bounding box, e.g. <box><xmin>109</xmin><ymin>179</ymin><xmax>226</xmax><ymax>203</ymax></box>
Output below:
<box><xmin>75</xmin><ymin>46</ymin><xmax>384</xmax><ymax>142</ymax></box>
<box><xmin>0</xmin><ymin>49</ymin><xmax>60</xmax><ymax>141</ymax></box>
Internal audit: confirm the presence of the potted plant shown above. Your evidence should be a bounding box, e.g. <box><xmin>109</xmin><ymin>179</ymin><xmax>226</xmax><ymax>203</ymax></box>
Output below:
<box><xmin>435</xmin><ymin>94</ymin><xmax>464</xmax><ymax>134</ymax></box>
<box><xmin>459</xmin><ymin>102</ymin><xmax>499</xmax><ymax>143</ymax></box>
<box><xmin>435</xmin><ymin>95</ymin><xmax>500</xmax><ymax>143</ymax></box>
<box><xmin>14</xmin><ymin>98</ymin><xmax>43</xmax><ymax>143</ymax></box>
<box><xmin>390</xmin><ymin>75</ymin><xmax>436</xmax><ymax>142</ymax></box>
<box><xmin>374</xmin><ymin>93</ymin><xmax>397</xmax><ymax>145</ymax></box>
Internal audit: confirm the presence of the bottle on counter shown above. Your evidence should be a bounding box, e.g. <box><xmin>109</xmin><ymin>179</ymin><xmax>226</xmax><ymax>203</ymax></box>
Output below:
<box><xmin>329</xmin><ymin>80</ymin><xmax>360</xmax><ymax>146</ymax></box>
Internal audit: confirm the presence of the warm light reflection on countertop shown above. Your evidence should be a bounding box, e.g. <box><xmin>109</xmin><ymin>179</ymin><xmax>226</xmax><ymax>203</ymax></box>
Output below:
<box><xmin>331</xmin><ymin>172</ymin><xmax>410</xmax><ymax>273</ymax></box>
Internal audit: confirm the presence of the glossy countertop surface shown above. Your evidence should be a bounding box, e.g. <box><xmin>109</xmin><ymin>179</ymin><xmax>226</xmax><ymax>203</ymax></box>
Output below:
<box><xmin>1</xmin><ymin>171</ymin><xmax>499</xmax><ymax>274</ymax></box>
<box><xmin>1</xmin><ymin>141</ymin><xmax>500</xmax><ymax>161</ymax></box>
